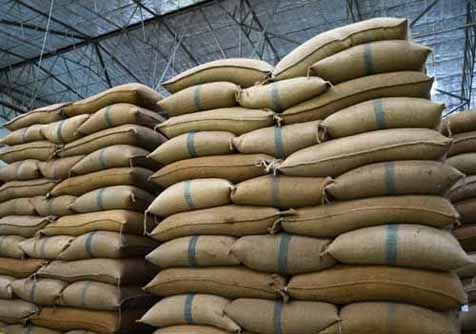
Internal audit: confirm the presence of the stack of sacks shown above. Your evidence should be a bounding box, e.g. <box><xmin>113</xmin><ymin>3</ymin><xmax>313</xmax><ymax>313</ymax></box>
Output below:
<box><xmin>0</xmin><ymin>83</ymin><xmax>165</xmax><ymax>333</ymax></box>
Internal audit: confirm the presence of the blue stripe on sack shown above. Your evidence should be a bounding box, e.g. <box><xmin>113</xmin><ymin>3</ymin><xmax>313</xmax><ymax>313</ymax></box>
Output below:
<box><xmin>184</xmin><ymin>294</ymin><xmax>195</xmax><ymax>324</ymax></box>
<box><xmin>30</xmin><ymin>280</ymin><xmax>37</xmax><ymax>303</ymax></box>
<box><xmin>188</xmin><ymin>236</ymin><xmax>199</xmax><ymax>267</ymax></box>
<box><xmin>386</xmin><ymin>300</ymin><xmax>397</xmax><ymax>334</ymax></box>
<box><xmin>96</xmin><ymin>188</ymin><xmax>106</xmax><ymax>210</ymax></box>
<box><xmin>193</xmin><ymin>85</ymin><xmax>202</xmax><ymax>111</ymax></box>
<box><xmin>274</xmin><ymin>127</ymin><xmax>286</xmax><ymax>159</ymax></box>
<box><xmin>385</xmin><ymin>225</ymin><xmax>399</xmax><ymax>265</ymax></box>
<box><xmin>80</xmin><ymin>281</ymin><xmax>93</xmax><ymax>308</ymax></box>
<box><xmin>56</xmin><ymin>120</ymin><xmax>66</xmax><ymax>143</ymax></box>
<box><xmin>39</xmin><ymin>238</ymin><xmax>48</xmax><ymax>259</ymax></box>
<box><xmin>363</xmin><ymin>43</ymin><xmax>376</xmax><ymax>75</ymax></box>
<box><xmin>277</xmin><ymin>233</ymin><xmax>291</xmax><ymax>275</ymax></box>
<box><xmin>186</xmin><ymin>132</ymin><xmax>198</xmax><ymax>158</ymax></box>
<box><xmin>184</xmin><ymin>181</ymin><xmax>195</xmax><ymax>210</ymax></box>
<box><xmin>373</xmin><ymin>99</ymin><xmax>386</xmax><ymax>129</ymax></box>
<box><xmin>384</xmin><ymin>161</ymin><xmax>396</xmax><ymax>195</ymax></box>
<box><xmin>273</xmin><ymin>301</ymin><xmax>283</xmax><ymax>334</ymax></box>
<box><xmin>104</xmin><ymin>106</ymin><xmax>113</xmax><ymax>128</ymax></box>
<box><xmin>271</xmin><ymin>176</ymin><xmax>281</xmax><ymax>208</ymax></box>
<box><xmin>271</xmin><ymin>82</ymin><xmax>283</xmax><ymax>112</ymax></box>
<box><xmin>85</xmin><ymin>231</ymin><xmax>97</xmax><ymax>258</ymax></box>
<box><xmin>98</xmin><ymin>148</ymin><xmax>108</xmax><ymax>170</ymax></box>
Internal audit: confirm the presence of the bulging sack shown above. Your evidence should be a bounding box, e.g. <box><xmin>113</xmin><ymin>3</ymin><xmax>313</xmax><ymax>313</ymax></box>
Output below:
<box><xmin>0</xmin><ymin>141</ymin><xmax>56</xmax><ymax>163</ymax></box>
<box><xmin>278</xmin><ymin>128</ymin><xmax>450</xmax><ymax>177</ymax></box>
<box><xmin>162</xmin><ymin>58</ymin><xmax>273</xmax><ymax>93</ymax></box>
<box><xmin>0</xmin><ymin>235</ymin><xmax>25</xmax><ymax>259</ymax></box>
<box><xmin>0</xmin><ymin>257</ymin><xmax>47</xmax><ymax>278</ymax></box>
<box><xmin>0</xmin><ymin>275</ymin><xmax>13</xmax><ymax>299</ymax></box>
<box><xmin>39</xmin><ymin>155</ymin><xmax>84</xmax><ymax>180</ymax></box>
<box><xmin>0</xmin><ymin>179</ymin><xmax>57</xmax><ymax>202</ymax></box>
<box><xmin>5</xmin><ymin>325</ymin><xmax>62</xmax><ymax>334</ymax></box>
<box><xmin>30</xmin><ymin>195</ymin><xmax>76</xmax><ymax>217</ymax></box>
<box><xmin>4</xmin><ymin>103</ymin><xmax>67</xmax><ymax>131</ymax></box>
<box><xmin>0</xmin><ymin>197</ymin><xmax>36</xmax><ymax>217</ymax></box>
<box><xmin>447</xmin><ymin>153</ymin><xmax>476</xmax><ymax>175</ymax></box>
<box><xmin>19</xmin><ymin>235</ymin><xmax>73</xmax><ymax>259</ymax></box>
<box><xmin>0</xmin><ymin>124</ymin><xmax>46</xmax><ymax>146</ymax></box>
<box><xmin>147</xmin><ymin>178</ymin><xmax>233</xmax><ymax>217</ymax></box>
<box><xmin>443</xmin><ymin>110</ymin><xmax>476</xmax><ymax>135</ymax></box>
<box><xmin>11</xmin><ymin>278</ymin><xmax>66</xmax><ymax>306</ymax></box>
<box><xmin>0</xmin><ymin>216</ymin><xmax>54</xmax><ymax>238</ymax></box>
<box><xmin>454</xmin><ymin>225</ymin><xmax>476</xmax><ymax>252</ymax></box>
<box><xmin>151</xmin><ymin>325</ymin><xmax>232</xmax><ymax>334</ymax></box>
<box><xmin>447</xmin><ymin>130</ymin><xmax>476</xmax><ymax>157</ymax></box>
<box><xmin>0</xmin><ymin>299</ymin><xmax>38</xmax><ymax>324</ymax></box>
<box><xmin>454</xmin><ymin>198</ymin><xmax>476</xmax><ymax>225</ymax></box>
<box><xmin>446</xmin><ymin>175</ymin><xmax>476</xmax><ymax>202</ymax></box>
<box><xmin>41</xmin><ymin>114</ymin><xmax>90</xmax><ymax>144</ymax></box>
<box><xmin>0</xmin><ymin>159</ymin><xmax>41</xmax><ymax>182</ymax></box>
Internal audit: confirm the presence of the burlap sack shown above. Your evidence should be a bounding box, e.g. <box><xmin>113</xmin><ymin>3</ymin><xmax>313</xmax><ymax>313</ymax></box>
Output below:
<box><xmin>327</xmin><ymin>224</ymin><xmax>473</xmax><ymax>271</ymax></box>
<box><xmin>231</xmin><ymin>175</ymin><xmax>329</xmax><ymax>208</ymax></box>
<box><xmin>311</xmin><ymin>40</ymin><xmax>431</xmax><ymax>84</ymax></box>
<box><xmin>281</xmin><ymin>71</ymin><xmax>432</xmax><ymax>124</ymax></box>
<box><xmin>149</xmin><ymin>205</ymin><xmax>281</xmax><ymax>242</ymax></box>
<box><xmin>326</xmin><ymin>161</ymin><xmax>463</xmax><ymax>200</ymax></box>
<box><xmin>0</xmin><ymin>160</ymin><xmax>41</xmax><ymax>182</ymax></box>
<box><xmin>457</xmin><ymin>253</ymin><xmax>476</xmax><ymax>279</ymax></box>
<box><xmin>11</xmin><ymin>278</ymin><xmax>66</xmax><ymax>305</ymax></box>
<box><xmin>158</xmin><ymin>82</ymin><xmax>239</xmax><ymax>116</ymax></box>
<box><xmin>146</xmin><ymin>235</ymin><xmax>239</xmax><ymax>268</ymax></box>
<box><xmin>0</xmin><ymin>141</ymin><xmax>56</xmax><ymax>163</ymax></box>
<box><xmin>30</xmin><ymin>195</ymin><xmax>76</xmax><ymax>217</ymax></box>
<box><xmin>38</xmin><ymin>155</ymin><xmax>84</xmax><ymax>180</ymax></box>
<box><xmin>148</xmin><ymin>131</ymin><xmax>235</xmax><ymax>165</ymax></box>
<box><xmin>150</xmin><ymin>154</ymin><xmax>271</xmax><ymax>188</ymax></box>
<box><xmin>278</xmin><ymin>128</ymin><xmax>450</xmax><ymax>177</ymax></box>
<box><xmin>147</xmin><ymin>179</ymin><xmax>233</xmax><ymax>217</ymax></box>
<box><xmin>321</xmin><ymin>97</ymin><xmax>444</xmax><ymax>139</ymax></box>
<box><xmin>41</xmin><ymin>115</ymin><xmax>90</xmax><ymax>144</ymax></box>
<box><xmin>232</xmin><ymin>121</ymin><xmax>321</xmax><ymax>159</ymax></box>
<box><xmin>282</xmin><ymin>195</ymin><xmax>458</xmax><ymax>238</ymax></box>
<box><xmin>39</xmin><ymin>210</ymin><xmax>150</xmax><ymax>236</ymax></box>
<box><xmin>145</xmin><ymin>267</ymin><xmax>285</xmax><ymax>300</ymax></box>
<box><xmin>157</xmin><ymin>108</ymin><xmax>275</xmax><ymax>139</ymax></box>
<box><xmin>0</xmin><ymin>179</ymin><xmax>57</xmax><ymax>202</ymax></box>
<box><xmin>37</xmin><ymin>258</ymin><xmax>152</xmax><ymax>285</ymax></box>
<box><xmin>0</xmin><ymin>299</ymin><xmax>38</xmax><ymax>324</ymax></box>
<box><xmin>237</xmin><ymin>77</ymin><xmax>330</xmax><ymax>112</ymax></box>
<box><xmin>0</xmin><ymin>216</ymin><xmax>54</xmax><ymax>238</ymax></box>
<box><xmin>5</xmin><ymin>325</ymin><xmax>62</xmax><ymax>334</ymax></box>
<box><xmin>230</xmin><ymin>233</ymin><xmax>335</xmax><ymax>275</ymax></box>
<box><xmin>443</xmin><ymin>110</ymin><xmax>476</xmax><ymax>135</ymax></box>
<box><xmin>225</xmin><ymin>299</ymin><xmax>339</xmax><ymax>334</ymax></box>
<box><xmin>454</xmin><ymin>225</ymin><xmax>476</xmax><ymax>252</ymax></box>
<box><xmin>447</xmin><ymin>130</ymin><xmax>476</xmax><ymax>157</ymax></box>
<box><xmin>0</xmin><ymin>235</ymin><xmax>25</xmax><ymax>259</ymax></box>
<box><xmin>0</xmin><ymin>124</ymin><xmax>46</xmax><ymax>146</ymax></box>
<box><xmin>19</xmin><ymin>235</ymin><xmax>73</xmax><ymax>259</ymax></box>
<box><xmin>447</xmin><ymin>175</ymin><xmax>476</xmax><ymax>202</ymax></box>
<box><xmin>0</xmin><ymin>275</ymin><xmax>13</xmax><ymax>299</ymax></box>
<box><xmin>454</xmin><ymin>198</ymin><xmax>476</xmax><ymax>225</ymax></box>
<box><xmin>0</xmin><ymin>198</ymin><xmax>36</xmax><ymax>217</ymax></box>
<box><xmin>321</xmin><ymin>302</ymin><xmax>459</xmax><ymax>334</ymax></box>
<box><xmin>273</xmin><ymin>18</ymin><xmax>408</xmax><ymax>80</ymax></box>
<box><xmin>447</xmin><ymin>153</ymin><xmax>476</xmax><ymax>175</ymax></box>
<box><xmin>162</xmin><ymin>59</ymin><xmax>273</xmax><ymax>93</ymax></box>
<box><xmin>76</xmin><ymin>103</ymin><xmax>165</xmax><ymax>135</ymax></box>
<box><xmin>49</xmin><ymin>167</ymin><xmax>154</xmax><ymax>196</ymax></box>
<box><xmin>57</xmin><ymin>124</ymin><xmax>166</xmax><ymax>157</ymax></box>
<box><xmin>140</xmin><ymin>294</ymin><xmax>240</xmax><ymax>332</ymax></box>
<box><xmin>287</xmin><ymin>265</ymin><xmax>466</xmax><ymax>310</ymax></box>
<box><xmin>0</xmin><ymin>257</ymin><xmax>46</xmax><ymax>278</ymax></box>
<box><xmin>70</xmin><ymin>145</ymin><xmax>158</xmax><ymax>176</ymax></box>
<box><xmin>152</xmin><ymin>326</ymin><xmax>232</xmax><ymax>334</ymax></box>
<box><xmin>63</xmin><ymin>83</ymin><xmax>162</xmax><ymax>117</ymax></box>
<box><xmin>57</xmin><ymin>231</ymin><xmax>157</xmax><ymax>260</ymax></box>
<box><xmin>461</xmin><ymin>304</ymin><xmax>476</xmax><ymax>333</ymax></box>
<box><xmin>3</xmin><ymin>103</ymin><xmax>67</xmax><ymax>131</ymax></box>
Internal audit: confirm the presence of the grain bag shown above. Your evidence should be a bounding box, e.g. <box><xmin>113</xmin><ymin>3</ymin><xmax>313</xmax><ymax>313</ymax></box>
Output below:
<box><xmin>0</xmin><ymin>275</ymin><xmax>13</xmax><ymax>299</ymax></box>
<box><xmin>447</xmin><ymin>130</ymin><xmax>476</xmax><ymax>157</ymax></box>
<box><xmin>151</xmin><ymin>326</ymin><xmax>231</xmax><ymax>334</ymax></box>
<box><xmin>0</xmin><ymin>159</ymin><xmax>41</xmax><ymax>182</ymax></box>
<box><xmin>19</xmin><ymin>235</ymin><xmax>73</xmax><ymax>259</ymax></box>
<box><xmin>454</xmin><ymin>198</ymin><xmax>476</xmax><ymax>225</ymax></box>
<box><xmin>0</xmin><ymin>141</ymin><xmax>56</xmax><ymax>163</ymax></box>
<box><xmin>0</xmin><ymin>216</ymin><xmax>54</xmax><ymax>238</ymax></box>
<box><xmin>5</xmin><ymin>325</ymin><xmax>62</xmax><ymax>334</ymax></box>
<box><xmin>11</xmin><ymin>278</ymin><xmax>66</xmax><ymax>305</ymax></box>
<box><xmin>30</xmin><ymin>195</ymin><xmax>76</xmax><ymax>217</ymax></box>
<box><xmin>4</xmin><ymin>103</ymin><xmax>67</xmax><ymax>131</ymax></box>
<box><xmin>162</xmin><ymin>58</ymin><xmax>273</xmax><ymax>93</ymax></box>
<box><xmin>0</xmin><ymin>124</ymin><xmax>46</xmax><ymax>146</ymax></box>
<box><xmin>0</xmin><ymin>235</ymin><xmax>25</xmax><ymax>258</ymax></box>
<box><xmin>41</xmin><ymin>114</ymin><xmax>90</xmax><ymax>144</ymax></box>
<box><xmin>0</xmin><ymin>179</ymin><xmax>57</xmax><ymax>202</ymax></box>
<box><xmin>447</xmin><ymin>153</ymin><xmax>476</xmax><ymax>175</ymax></box>
<box><xmin>457</xmin><ymin>253</ymin><xmax>476</xmax><ymax>278</ymax></box>
<box><xmin>0</xmin><ymin>257</ymin><xmax>47</xmax><ymax>278</ymax></box>
<box><xmin>454</xmin><ymin>225</ymin><xmax>476</xmax><ymax>252</ymax></box>
<box><xmin>38</xmin><ymin>155</ymin><xmax>84</xmax><ymax>180</ymax></box>
<box><xmin>0</xmin><ymin>197</ymin><xmax>36</xmax><ymax>217</ymax></box>
<box><xmin>0</xmin><ymin>299</ymin><xmax>38</xmax><ymax>323</ymax></box>
<box><xmin>447</xmin><ymin>175</ymin><xmax>476</xmax><ymax>202</ymax></box>
<box><xmin>443</xmin><ymin>110</ymin><xmax>476</xmax><ymax>135</ymax></box>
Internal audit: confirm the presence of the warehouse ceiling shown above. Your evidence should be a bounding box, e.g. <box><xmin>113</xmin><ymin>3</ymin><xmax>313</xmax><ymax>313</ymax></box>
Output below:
<box><xmin>0</xmin><ymin>0</ymin><xmax>473</xmax><ymax>122</ymax></box>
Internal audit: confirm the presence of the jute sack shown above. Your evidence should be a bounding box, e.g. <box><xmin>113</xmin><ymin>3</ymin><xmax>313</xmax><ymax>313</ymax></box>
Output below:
<box><xmin>76</xmin><ymin>103</ymin><xmax>165</xmax><ymax>136</ymax></box>
<box><xmin>57</xmin><ymin>231</ymin><xmax>157</xmax><ymax>260</ymax></box>
<box><xmin>0</xmin><ymin>257</ymin><xmax>47</xmax><ymax>278</ymax></box>
<box><xmin>447</xmin><ymin>130</ymin><xmax>476</xmax><ymax>157</ymax></box>
<box><xmin>321</xmin><ymin>97</ymin><xmax>444</xmax><ymax>139</ymax></box>
<box><xmin>37</xmin><ymin>258</ymin><xmax>151</xmax><ymax>285</ymax></box>
<box><xmin>457</xmin><ymin>253</ymin><xmax>476</xmax><ymax>279</ymax></box>
<box><xmin>454</xmin><ymin>198</ymin><xmax>476</xmax><ymax>225</ymax></box>
<box><xmin>230</xmin><ymin>233</ymin><xmax>335</xmax><ymax>275</ymax></box>
<box><xmin>311</xmin><ymin>40</ymin><xmax>431</xmax><ymax>84</ymax></box>
<box><xmin>0</xmin><ymin>141</ymin><xmax>56</xmax><ymax>163</ymax></box>
<box><xmin>148</xmin><ymin>131</ymin><xmax>235</xmax><ymax>165</ymax></box>
<box><xmin>147</xmin><ymin>235</ymin><xmax>239</xmax><ymax>268</ymax></box>
<box><xmin>147</xmin><ymin>178</ymin><xmax>233</xmax><ymax>217</ymax></box>
<box><xmin>38</xmin><ymin>156</ymin><xmax>84</xmax><ymax>180</ymax></box>
<box><xmin>0</xmin><ymin>216</ymin><xmax>54</xmax><ymax>238</ymax></box>
<box><xmin>70</xmin><ymin>185</ymin><xmax>154</xmax><ymax>213</ymax></box>
<box><xmin>232</xmin><ymin>121</ymin><xmax>321</xmax><ymax>159</ymax></box>
<box><xmin>162</xmin><ymin>59</ymin><xmax>273</xmax><ymax>93</ymax></box>
<box><xmin>157</xmin><ymin>108</ymin><xmax>275</xmax><ymax>138</ymax></box>
<box><xmin>281</xmin><ymin>195</ymin><xmax>458</xmax><ymax>238</ymax></box>
<box><xmin>149</xmin><ymin>205</ymin><xmax>281</xmax><ymax>242</ymax></box>
<box><xmin>19</xmin><ymin>235</ymin><xmax>73</xmax><ymax>259</ymax></box>
<box><xmin>237</xmin><ymin>77</ymin><xmax>330</xmax><ymax>112</ymax></box>
<box><xmin>60</xmin><ymin>282</ymin><xmax>153</xmax><ymax>311</ymax></box>
<box><xmin>0</xmin><ymin>275</ymin><xmax>13</xmax><ymax>299</ymax></box>
<box><xmin>231</xmin><ymin>175</ymin><xmax>330</xmax><ymax>208</ymax></box>
<box><xmin>5</xmin><ymin>325</ymin><xmax>62</xmax><ymax>334</ymax></box>
<box><xmin>461</xmin><ymin>305</ymin><xmax>476</xmax><ymax>333</ymax></box>
<box><xmin>152</xmin><ymin>326</ymin><xmax>233</xmax><ymax>334</ymax></box>
<box><xmin>0</xmin><ymin>179</ymin><xmax>57</xmax><ymax>202</ymax></box>
<box><xmin>447</xmin><ymin>153</ymin><xmax>476</xmax><ymax>175</ymax></box>
<box><xmin>0</xmin><ymin>235</ymin><xmax>25</xmax><ymax>259</ymax></box>
<box><xmin>70</xmin><ymin>145</ymin><xmax>158</xmax><ymax>176</ymax></box>
<box><xmin>140</xmin><ymin>294</ymin><xmax>240</xmax><ymax>332</ymax></box>
<box><xmin>0</xmin><ymin>124</ymin><xmax>46</xmax><ymax>146</ymax></box>
<box><xmin>63</xmin><ymin>83</ymin><xmax>163</xmax><ymax>117</ymax></box>
<box><xmin>145</xmin><ymin>267</ymin><xmax>286</xmax><ymax>300</ymax></box>
<box><xmin>447</xmin><ymin>175</ymin><xmax>476</xmax><ymax>202</ymax></box>
<box><xmin>3</xmin><ymin>103</ymin><xmax>67</xmax><ymax>131</ymax></box>
<box><xmin>225</xmin><ymin>299</ymin><xmax>339</xmax><ymax>334</ymax></box>
<box><xmin>281</xmin><ymin>71</ymin><xmax>433</xmax><ymax>124</ymax></box>
<box><xmin>30</xmin><ymin>195</ymin><xmax>76</xmax><ymax>217</ymax></box>
<box><xmin>327</xmin><ymin>224</ymin><xmax>473</xmax><ymax>271</ymax></box>
<box><xmin>0</xmin><ymin>198</ymin><xmax>36</xmax><ymax>217</ymax></box>
<box><xmin>49</xmin><ymin>167</ymin><xmax>154</xmax><ymax>196</ymax></box>
<box><xmin>326</xmin><ymin>161</ymin><xmax>463</xmax><ymax>200</ymax></box>
<box><xmin>158</xmin><ymin>82</ymin><xmax>239</xmax><ymax>116</ymax></box>
<box><xmin>0</xmin><ymin>160</ymin><xmax>41</xmax><ymax>182</ymax></box>
<box><xmin>278</xmin><ymin>128</ymin><xmax>451</xmax><ymax>177</ymax></box>
<box><xmin>150</xmin><ymin>154</ymin><xmax>271</xmax><ymax>188</ymax></box>
<box><xmin>287</xmin><ymin>265</ymin><xmax>466</xmax><ymax>310</ymax></box>
<box><xmin>57</xmin><ymin>124</ymin><xmax>166</xmax><ymax>157</ymax></box>
<box><xmin>321</xmin><ymin>302</ymin><xmax>459</xmax><ymax>334</ymax></box>
<box><xmin>41</xmin><ymin>115</ymin><xmax>90</xmax><ymax>144</ymax></box>
<box><xmin>39</xmin><ymin>210</ymin><xmax>150</xmax><ymax>236</ymax></box>
<box><xmin>454</xmin><ymin>225</ymin><xmax>476</xmax><ymax>252</ymax></box>
<box><xmin>272</xmin><ymin>18</ymin><xmax>408</xmax><ymax>80</ymax></box>
<box><xmin>442</xmin><ymin>109</ymin><xmax>476</xmax><ymax>135</ymax></box>
<box><xmin>11</xmin><ymin>278</ymin><xmax>66</xmax><ymax>305</ymax></box>
<box><xmin>0</xmin><ymin>299</ymin><xmax>38</xmax><ymax>323</ymax></box>
<box><xmin>31</xmin><ymin>307</ymin><xmax>148</xmax><ymax>333</ymax></box>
